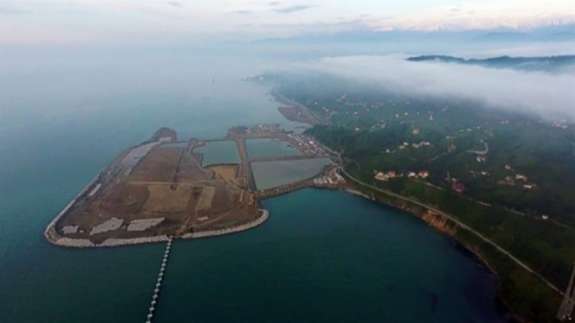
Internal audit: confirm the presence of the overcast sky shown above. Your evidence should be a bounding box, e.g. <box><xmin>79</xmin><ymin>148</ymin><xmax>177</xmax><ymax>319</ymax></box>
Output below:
<box><xmin>1</xmin><ymin>0</ymin><xmax>575</xmax><ymax>44</ymax></box>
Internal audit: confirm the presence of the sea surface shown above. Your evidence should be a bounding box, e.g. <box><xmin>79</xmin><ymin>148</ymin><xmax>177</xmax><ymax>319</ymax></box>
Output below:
<box><xmin>0</xmin><ymin>49</ymin><xmax>507</xmax><ymax>323</ymax></box>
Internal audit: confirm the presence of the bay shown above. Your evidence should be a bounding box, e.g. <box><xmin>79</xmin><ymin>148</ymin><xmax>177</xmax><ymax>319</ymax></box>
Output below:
<box><xmin>0</xmin><ymin>50</ymin><xmax>507</xmax><ymax>323</ymax></box>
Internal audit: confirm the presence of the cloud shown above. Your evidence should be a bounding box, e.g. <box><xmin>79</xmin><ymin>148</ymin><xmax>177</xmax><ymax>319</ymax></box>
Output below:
<box><xmin>1</xmin><ymin>0</ymin><xmax>573</xmax><ymax>45</ymax></box>
<box><xmin>0</xmin><ymin>4</ymin><xmax>29</xmax><ymax>15</ymax></box>
<box><xmin>166</xmin><ymin>1</ymin><xmax>183</xmax><ymax>8</ymax></box>
<box><xmin>273</xmin><ymin>5</ymin><xmax>315</xmax><ymax>14</ymax></box>
<box><xmin>365</xmin><ymin>1</ymin><xmax>575</xmax><ymax>31</ymax></box>
<box><xmin>232</xmin><ymin>10</ymin><xmax>253</xmax><ymax>15</ymax></box>
<box><xmin>302</xmin><ymin>55</ymin><xmax>575</xmax><ymax>121</ymax></box>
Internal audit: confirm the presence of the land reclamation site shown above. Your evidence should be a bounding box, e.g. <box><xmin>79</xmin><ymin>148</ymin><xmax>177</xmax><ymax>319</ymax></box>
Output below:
<box><xmin>44</xmin><ymin>124</ymin><xmax>343</xmax><ymax>247</ymax></box>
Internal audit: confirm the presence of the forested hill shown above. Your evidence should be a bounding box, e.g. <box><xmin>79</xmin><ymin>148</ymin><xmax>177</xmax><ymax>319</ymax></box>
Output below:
<box><xmin>257</xmin><ymin>71</ymin><xmax>575</xmax><ymax>322</ymax></box>
<box><xmin>407</xmin><ymin>54</ymin><xmax>575</xmax><ymax>72</ymax></box>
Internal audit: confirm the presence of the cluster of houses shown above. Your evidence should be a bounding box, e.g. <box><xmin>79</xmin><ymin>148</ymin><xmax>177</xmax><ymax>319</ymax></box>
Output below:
<box><xmin>551</xmin><ymin>119</ymin><xmax>569</xmax><ymax>129</ymax></box>
<box><xmin>469</xmin><ymin>170</ymin><xmax>490</xmax><ymax>177</ymax></box>
<box><xmin>285</xmin><ymin>133</ymin><xmax>326</xmax><ymax>156</ymax></box>
<box><xmin>398</xmin><ymin>141</ymin><xmax>432</xmax><ymax>150</ymax></box>
<box><xmin>314</xmin><ymin>168</ymin><xmax>345</xmax><ymax>187</ymax></box>
<box><xmin>239</xmin><ymin>124</ymin><xmax>327</xmax><ymax>157</ymax></box>
<box><xmin>498</xmin><ymin>173</ymin><xmax>537</xmax><ymax>190</ymax></box>
<box><xmin>395</xmin><ymin>112</ymin><xmax>410</xmax><ymax>118</ymax></box>
<box><xmin>496</xmin><ymin>165</ymin><xmax>537</xmax><ymax>190</ymax></box>
<box><xmin>374</xmin><ymin>170</ymin><xmax>430</xmax><ymax>182</ymax></box>
<box><xmin>450</xmin><ymin>179</ymin><xmax>466</xmax><ymax>193</ymax></box>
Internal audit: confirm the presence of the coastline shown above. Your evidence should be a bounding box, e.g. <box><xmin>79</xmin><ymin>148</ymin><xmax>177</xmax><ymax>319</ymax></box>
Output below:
<box><xmin>44</xmin><ymin>129</ymin><xmax>271</xmax><ymax>249</ymax></box>
<box><xmin>45</xmin><ymin>209</ymin><xmax>269</xmax><ymax>248</ymax></box>
<box><xmin>181</xmin><ymin>209</ymin><xmax>269</xmax><ymax>239</ymax></box>
<box><xmin>339</xmin><ymin>179</ymin><xmax>521</xmax><ymax>320</ymax></box>
<box><xmin>265</xmin><ymin>91</ymin><xmax>560</xmax><ymax>322</ymax></box>
<box><xmin>340</xmin><ymin>168</ymin><xmax>562</xmax><ymax>289</ymax></box>
<box><xmin>43</xmin><ymin>172</ymin><xmax>102</xmax><ymax>247</ymax></box>
<box><xmin>338</xmin><ymin>169</ymin><xmax>561</xmax><ymax>323</ymax></box>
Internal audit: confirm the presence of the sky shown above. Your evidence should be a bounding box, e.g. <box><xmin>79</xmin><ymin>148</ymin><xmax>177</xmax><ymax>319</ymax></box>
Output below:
<box><xmin>1</xmin><ymin>0</ymin><xmax>575</xmax><ymax>44</ymax></box>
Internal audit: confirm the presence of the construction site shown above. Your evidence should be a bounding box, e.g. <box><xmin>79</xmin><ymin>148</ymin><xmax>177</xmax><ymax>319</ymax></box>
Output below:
<box><xmin>44</xmin><ymin>125</ymin><xmax>344</xmax><ymax>247</ymax></box>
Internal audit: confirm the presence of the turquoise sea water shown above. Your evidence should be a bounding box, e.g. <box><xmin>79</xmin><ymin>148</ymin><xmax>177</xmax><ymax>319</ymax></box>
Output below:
<box><xmin>0</xmin><ymin>50</ymin><xmax>507</xmax><ymax>323</ymax></box>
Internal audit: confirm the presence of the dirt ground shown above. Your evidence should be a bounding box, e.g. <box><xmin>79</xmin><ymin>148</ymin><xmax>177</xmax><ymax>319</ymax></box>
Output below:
<box><xmin>208</xmin><ymin>165</ymin><xmax>239</xmax><ymax>184</ymax></box>
<box><xmin>129</xmin><ymin>146</ymin><xmax>181</xmax><ymax>182</ymax></box>
<box><xmin>56</xmin><ymin>132</ymin><xmax>260</xmax><ymax>243</ymax></box>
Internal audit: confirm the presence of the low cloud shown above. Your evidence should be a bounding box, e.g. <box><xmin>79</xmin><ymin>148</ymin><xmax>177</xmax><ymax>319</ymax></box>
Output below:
<box><xmin>365</xmin><ymin>1</ymin><xmax>575</xmax><ymax>31</ymax></box>
<box><xmin>0</xmin><ymin>4</ymin><xmax>29</xmax><ymax>15</ymax></box>
<box><xmin>302</xmin><ymin>55</ymin><xmax>575</xmax><ymax>121</ymax></box>
<box><xmin>166</xmin><ymin>1</ymin><xmax>183</xmax><ymax>8</ymax></box>
<box><xmin>232</xmin><ymin>10</ymin><xmax>253</xmax><ymax>15</ymax></box>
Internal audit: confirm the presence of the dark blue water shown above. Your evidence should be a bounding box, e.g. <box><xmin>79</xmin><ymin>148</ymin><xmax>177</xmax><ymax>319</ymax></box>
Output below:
<box><xmin>155</xmin><ymin>189</ymin><xmax>505</xmax><ymax>323</ymax></box>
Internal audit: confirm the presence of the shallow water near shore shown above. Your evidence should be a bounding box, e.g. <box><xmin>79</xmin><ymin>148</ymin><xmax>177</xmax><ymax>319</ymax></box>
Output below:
<box><xmin>0</xmin><ymin>51</ymin><xmax>507</xmax><ymax>323</ymax></box>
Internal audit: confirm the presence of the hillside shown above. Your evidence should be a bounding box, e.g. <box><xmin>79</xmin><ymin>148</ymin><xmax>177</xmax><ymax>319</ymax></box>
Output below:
<box><xmin>407</xmin><ymin>54</ymin><xmax>575</xmax><ymax>72</ymax></box>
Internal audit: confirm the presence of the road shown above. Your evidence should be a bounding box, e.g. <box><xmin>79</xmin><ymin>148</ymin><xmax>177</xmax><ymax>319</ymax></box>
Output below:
<box><xmin>234</xmin><ymin>137</ymin><xmax>257</xmax><ymax>191</ymax></box>
<box><xmin>340</xmin><ymin>167</ymin><xmax>564</xmax><ymax>296</ymax></box>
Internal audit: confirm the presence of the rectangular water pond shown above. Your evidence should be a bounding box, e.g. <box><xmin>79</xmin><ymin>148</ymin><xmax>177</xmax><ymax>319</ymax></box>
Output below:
<box><xmin>251</xmin><ymin>158</ymin><xmax>332</xmax><ymax>190</ymax></box>
<box><xmin>195</xmin><ymin>141</ymin><xmax>239</xmax><ymax>166</ymax></box>
<box><xmin>247</xmin><ymin>138</ymin><xmax>301</xmax><ymax>160</ymax></box>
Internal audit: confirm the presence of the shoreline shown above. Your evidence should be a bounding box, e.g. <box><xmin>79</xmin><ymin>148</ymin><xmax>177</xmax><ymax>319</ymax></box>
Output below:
<box><xmin>266</xmin><ymin>91</ymin><xmax>555</xmax><ymax>322</ymax></box>
<box><xmin>44</xmin><ymin>129</ymin><xmax>271</xmax><ymax>249</ymax></box>
<box><xmin>44</xmin><ymin>209</ymin><xmax>269</xmax><ymax>248</ymax></box>
<box><xmin>340</xmin><ymin>169</ymin><xmax>562</xmax><ymax>290</ymax></box>
<box><xmin>181</xmin><ymin>209</ymin><xmax>269</xmax><ymax>239</ymax></box>
<box><xmin>338</xmin><ymin>170</ymin><xmax>561</xmax><ymax>323</ymax></box>
<box><xmin>339</xmin><ymin>184</ymin><xmax>520</xmax><ymax>321</ymax></box>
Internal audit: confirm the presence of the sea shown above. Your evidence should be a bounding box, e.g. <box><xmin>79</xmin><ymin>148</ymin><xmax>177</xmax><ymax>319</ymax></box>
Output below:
<box><xmin>0</xmin><ymin>47</ymin><xmax>507</xmax><ymax>323</ymax></box>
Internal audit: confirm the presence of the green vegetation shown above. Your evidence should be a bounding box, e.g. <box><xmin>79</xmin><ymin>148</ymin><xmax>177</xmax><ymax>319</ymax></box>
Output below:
<box><xmin>260</xmin><ymin>72</ymin><xmax>575</xmax><ymax>322</ymax></box>
<box><xmin>264</xmin><ymin>72</ymin><xmax>575</xmax><ymax>224</ymax></box>
<box><xmin>345</xmin><ymin>175</ymin><xmax>564</xmax><ymax>322</ymax></box>
<box><xmin>456</xmin><ymin>228</ymin><xmax>562</xmax><ymax>323</ymax></box>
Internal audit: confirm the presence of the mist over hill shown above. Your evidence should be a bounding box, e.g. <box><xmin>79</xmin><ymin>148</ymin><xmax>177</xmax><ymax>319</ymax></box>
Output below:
<box><xmin>282</xmin><ymin>55</ymin><xmax>575</xmax><ymax>122</ymax></box>
<box><xmin>407</xmin><ymin>54</ymin><xmax>575</xmax><ymax>72</ymax></box>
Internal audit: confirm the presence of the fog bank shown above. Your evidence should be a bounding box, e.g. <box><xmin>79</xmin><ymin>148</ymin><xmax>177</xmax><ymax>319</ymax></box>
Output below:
<box><xmin>303</xmin><ymin>55</ymin><xmax>575</xmax><ymax>121</ymax></box>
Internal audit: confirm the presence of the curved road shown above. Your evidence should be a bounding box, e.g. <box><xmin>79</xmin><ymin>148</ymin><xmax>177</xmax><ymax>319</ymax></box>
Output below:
<box><xmin>340</xmin><ymin>168</ymin><xmax>564</xmax><ymax>295</ymax></box>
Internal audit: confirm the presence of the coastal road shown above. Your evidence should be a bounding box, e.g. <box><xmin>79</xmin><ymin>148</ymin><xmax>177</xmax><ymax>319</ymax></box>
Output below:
<box><xmin>340</xmin><ymin>168</ymin><xmax>564</xmax><ymax>296</ymax></box>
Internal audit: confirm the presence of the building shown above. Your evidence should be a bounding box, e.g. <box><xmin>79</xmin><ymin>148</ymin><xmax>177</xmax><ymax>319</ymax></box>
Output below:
<box><xmin>375</xmin><ymin>172</ymin><xmax>388</xmax><ymax>182</ymax></box>
<box><xmin>452</xmin><ymin>181</ymin><xmax>465</xmax><ymax>193</ymax></box>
